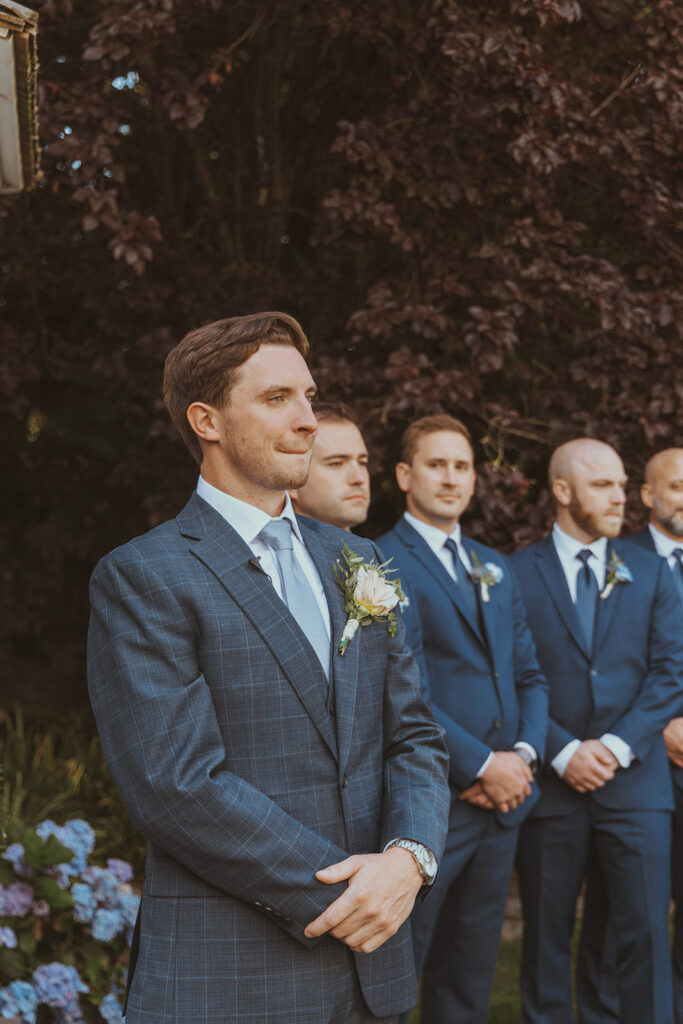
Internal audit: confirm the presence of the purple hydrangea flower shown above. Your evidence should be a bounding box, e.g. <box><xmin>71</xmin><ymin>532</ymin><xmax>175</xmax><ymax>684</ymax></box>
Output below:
<box><xmin>118</xmin><ymin>889</ymin><xmax>140</xmax><ymax>928</ymax></box>
<box><xmin>91</xmin><ymin>908</ymin><xmax>125</xmax><ymax>943</ymax></box>
<box><xmin>98</xmin><ymin>992</ymin><xmax>124</xmax><ymax>1024</ymax></box>
<box><xmin>0</xmin><ymin>881</ymin><xmax>34</xmax><ymax>917</ymax></box>
<box><xmin>106</xmin><ymin>859</ymin><xmax>133</xmax><ymax>885</ymax></box>
<box><xmin>0</xmin><ymin>979</ymin><xmax>38</xmax><ymax>1023</ymax></box>
<box><xmin>33</xmin><ymin>963</ymin><xmax>88</xmax><ymax>1014</ymax></box>
<box><xmin>31</xmin><ymin>899</ymin><xmax>50</xmax><ymax>918</ymax></box>
<box><xmin>0</xmin><ymin>926</ymin><xmax>17</xmax><ymax>948</ymax></box>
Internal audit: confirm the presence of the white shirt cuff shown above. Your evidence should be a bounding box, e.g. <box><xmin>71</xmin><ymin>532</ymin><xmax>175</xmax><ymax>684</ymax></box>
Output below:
<box><xmin>600</xmin><ymin>733</ymin><xmax>634</xmax><ymax>768</ymax></box>
<box><xmin>514</xmin><ymin>741</ymin><xmax>537</xmax><ymax>762</ymax></box>
<box><xmin>551</xmin><ymin>739</ymin><xmax>581</xmax><ymax>777</ymax></box>
<box><xmin>476</xmin><ymin>752</ymin><xmax>494</xmax><ymax>778</ymax></box>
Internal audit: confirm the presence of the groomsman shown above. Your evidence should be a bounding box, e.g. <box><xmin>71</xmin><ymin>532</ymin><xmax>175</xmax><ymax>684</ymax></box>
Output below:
<box><xmin>379</xmin><ymin>414</ymin><xmax>548</xmax><ymax>1024</ymax></box>
<box><xmin>578</xmin><ymin>446</ymin><xmax>683</xmax><ymax>1023</ymax></box>
<box><xmin>511</xmin><ymin>438</ymin><xmax>683</xmax><ymax>1024</ymax></box>
<box><xmin>290</xmin><ymin>402</ymin><xmax>370</xmax><ymax>531</ymax></box>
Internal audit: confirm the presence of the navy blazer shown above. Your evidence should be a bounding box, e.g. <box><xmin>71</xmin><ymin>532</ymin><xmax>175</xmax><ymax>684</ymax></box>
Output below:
<box><xmin>511</xmin><ymin>534</ymin><xmax>683</xmax><ymax>817</ymax></box>
<box><xmin>625</xmin><ymin>526</ymin><xmax>683</xmax><ymax>787</ymax></box>
<box><xmin>378</xmin><ymin>518</ymin><xmax>548</xmax><ymax>825</ymax></box>
<box><xmin>87</xmin><ymin>494</ymin><xmax>450</xmax><ymax>1024</ymax></box>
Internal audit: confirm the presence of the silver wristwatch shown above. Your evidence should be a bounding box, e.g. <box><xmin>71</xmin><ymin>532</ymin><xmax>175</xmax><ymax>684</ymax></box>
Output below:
<box><xmin>387</xmin><ymin>839</ymin><xmax>438</xmax><ymax>884</ymax></box>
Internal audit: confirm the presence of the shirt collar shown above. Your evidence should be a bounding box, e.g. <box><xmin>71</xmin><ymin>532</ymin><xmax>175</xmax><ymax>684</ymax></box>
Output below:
<box><xmin>648</xmin><ymin>522</ymin><xmax>683</xmax><ymax>559</ymax></box>
<box><xmin>552</xmin><ymin>522</ymin><xmax>608</xmax><ymax>564</ymax></box>
<box><xmin>196</xmin><ymin>476</ymin><xmax>303</xmax><ymax>546</ymax></box>
<box><xmin>404</xmin><ymin>511</ymin><xmax>462</xmax><ymax>556</ymax></box>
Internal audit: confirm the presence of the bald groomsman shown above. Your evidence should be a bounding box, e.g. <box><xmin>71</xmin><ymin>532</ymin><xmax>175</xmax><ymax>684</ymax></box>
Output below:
<box><xmin>578</xmin><ymin>447</ymin><xmax>683</xmax><ymax>1023</ymax></box>
<box><xmin>512</xmin><ymin>438</ymin><xmax>683</xmax><ymax>1024</ymax></box>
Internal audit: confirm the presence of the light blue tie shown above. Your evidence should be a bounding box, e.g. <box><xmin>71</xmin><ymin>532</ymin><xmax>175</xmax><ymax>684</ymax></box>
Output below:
<box><xmin>259</xmin><ymin>519</ymin><xmax>330</xmax><ymax>679</ymax></box>
<box><xmin>576</xmin><ymin>549</ymin><xmax>598</xmax><ymax>651</ymax></box>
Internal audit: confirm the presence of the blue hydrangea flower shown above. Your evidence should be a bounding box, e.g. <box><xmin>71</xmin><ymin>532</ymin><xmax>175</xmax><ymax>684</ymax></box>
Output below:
<box><xmin>0</xmin><ymin>926</ymin><xmax>17</xmax><ymax>948</ymax></box>
<box><xmin>33</xmin><ymin>963</ymin><xmax>88</xmax><ymax>1014</ymax></box>
<box><xmin>37</xmin><ymin>819</ymin><xmax>95</xmax><ymax>879</ymax></box>
<box><xmin>98</xmin><ymin>992</ymin><xmax>124</xmax><ymax>1024</ymax></box>
<box><xmin>92</xmin><ymin>908</ymin><xmax>125</xmax><ymax>943</ymax></box>
<box><xmin>80</xmin><ymin>867</ymin><xmax>120</xmax><ymax>907</ymax></box>
<box><xmin>0</xmin><ymin>881</ymin><xmax>34</xmax><ymax>917</ymax></box>
<box><xmin>2</xmin><ymin>843</ymin><xmax>31</xmax><ymax>878</ymax></box>
<box><xmin>71</xmin><ymin>883</ymin><xmax>97</xmax><ymax>924</ymax></box>
<box><xmin>0</xmin><ymin>979</ymin><xmax>38</xmax><ymax>1023</ymax></box>
<box><xmin>118</xmin><ymin>889</ymin><xmax>140</xmax><ymax>928</ymax></box>
<box><xmin>106</xmin><ymin>859</ymin><xmax>133</xmax><ymax>884</ymax></box>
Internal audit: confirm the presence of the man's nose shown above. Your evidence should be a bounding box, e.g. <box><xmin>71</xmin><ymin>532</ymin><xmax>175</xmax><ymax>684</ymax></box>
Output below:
<box><xmin>347</xmin><ymin>461</ymin><xmax>369</xmax><ymax>486</ymax></box>
<box><xmin>294</xmin><ymin>398</ymin><xmax>318</xmax><ymax>433</ymax></box>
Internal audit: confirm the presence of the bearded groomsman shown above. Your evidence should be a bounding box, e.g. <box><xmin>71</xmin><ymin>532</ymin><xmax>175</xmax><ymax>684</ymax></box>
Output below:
<box><xmin>379</xmin><ymin>414</ymin><xmax>548</xmax><ymax>1024</ymax></box>
<box><xmin>578</xmin><ymin>446</ymin><xmax>683</xmax><ymax>1024</ymax></box>
<box><xmin>511</xmin><ymin>438</ymin><xmax>683</xmax><ymax>1024</ymax></box>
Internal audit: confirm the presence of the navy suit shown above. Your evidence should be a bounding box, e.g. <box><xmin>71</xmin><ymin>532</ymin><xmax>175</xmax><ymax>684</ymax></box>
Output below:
<box><xmin>378</xmin><ymin>517</ymin><xmax>548</xmax><ymax>1023</ymax></box>
<box><xmin>578</xmin><ymin>527</ymin><xmax>683</xmax><ymax>1024</ymax></box>
<box><xmin>511</xmin><ymin>534</ymin><xmax>683</xmax><ymax>1024</ymax></box>
<box><xmin>87</xmin><ymin>494</ymin><xmax>450</xmax><ymax>1024</ymax></box>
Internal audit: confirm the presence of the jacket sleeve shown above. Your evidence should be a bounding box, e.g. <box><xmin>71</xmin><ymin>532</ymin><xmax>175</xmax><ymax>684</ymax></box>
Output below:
<box><xmin>608</xmin><ymin>559</ymin><xmax>683</xmax><ymax>761</ymax></box>
<box><xmin>88</xmin><ymin>548</ymin><xmax>349</xmax><ymax>948</ymax></box>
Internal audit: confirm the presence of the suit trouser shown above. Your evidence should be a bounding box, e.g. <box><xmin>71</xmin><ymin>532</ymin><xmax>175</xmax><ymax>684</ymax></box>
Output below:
<box><xmin>517</xmin><ymin>805</ymin><xmax>673</xmax><ymax>1024</ymax></box>
<box><xmin>577</xmin><ymin>782</ymin><xmax>683</xmax><ymax>1024</ymax></box>
<box><xmin>399</xmin><ymin>804</ymin><xmax>518</xmax><ymax>1024</ymax></box>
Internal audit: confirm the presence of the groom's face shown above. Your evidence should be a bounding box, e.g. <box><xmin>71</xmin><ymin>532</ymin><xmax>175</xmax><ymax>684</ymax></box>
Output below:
<box><xmin>396</xmin><ymin>430</ymin><xmax>476</xmax><ymax>532</ymax></box>
<box><xmin>211</xmin><ymin>343</ymin><xmax>318</xmax><ymax>497</ymax></box>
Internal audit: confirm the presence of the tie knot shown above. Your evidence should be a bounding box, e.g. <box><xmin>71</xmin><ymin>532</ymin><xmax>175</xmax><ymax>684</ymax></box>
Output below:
<box><xmin>259</xmin><ymin>518</ymin><xmax>294</xmax><ymax>551</ymax></box>
<box><xmin>672</xmin><ymin>547</ymin><xmax>683</xmax><ymax>566</ymax></box>
<box><xmin>444</xmin><ymin>537</ymin><xmax>459</xmax><ymax>558</ymax></box>
<box><xmin>577</xmin><ymin>549</ymin><xmax>593</xmax><ymax>568</ymax></box>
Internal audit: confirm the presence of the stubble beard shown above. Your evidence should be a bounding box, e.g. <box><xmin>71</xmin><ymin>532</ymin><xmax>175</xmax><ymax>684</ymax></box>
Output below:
<box><xmin>653</xmin><ymin>497</ymin><xmax>683</xmax><ymax>538</ymax></box>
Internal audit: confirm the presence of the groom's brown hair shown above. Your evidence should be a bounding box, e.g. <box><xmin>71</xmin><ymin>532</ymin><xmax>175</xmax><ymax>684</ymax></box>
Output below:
<box><xmin>163</xmin><ymin>312</ymin><xmax>310</xmax><ymax>463</ymax></box>
<box><xmin>400</xmin><ymin>414</ymin><xmax>472</xmax><ymax>465</ymax></box>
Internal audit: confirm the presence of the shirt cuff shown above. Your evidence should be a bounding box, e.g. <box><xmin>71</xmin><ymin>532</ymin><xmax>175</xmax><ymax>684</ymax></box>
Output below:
<box><xmin>600</xmin><ymin>733</ymin><xmax>634</xmax><ymax>769</ymax></box>
<box><xmin>514</xmin><ymin>741</ymin><xmax>537</xmax><ymax>762</ymax></box>
<box><xmin>551</xmin><ymin>739</ymin><xmax>581</xmax><ymax>778</ymax></box>
<box><xmin>476</xmin><ymin>752</ymin><xmax>494</xmax><ymax>778</ymax></box>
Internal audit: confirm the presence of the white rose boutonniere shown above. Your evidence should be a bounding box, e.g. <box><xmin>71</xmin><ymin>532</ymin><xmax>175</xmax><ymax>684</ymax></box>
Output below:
<box><xmin>468</xmin><ymin>552</ymin><xmax>504</xmax><ymax>603</ymax></box>
<box><xmin>334</xmin><ymin>542</ymin><xmax>405</xmax><ymax>654</ymax></box>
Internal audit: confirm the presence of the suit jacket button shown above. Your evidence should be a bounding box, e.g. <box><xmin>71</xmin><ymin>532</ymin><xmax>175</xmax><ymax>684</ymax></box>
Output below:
<box><xmin>493</xmin><ymin>718</ymin><xmax>503</xmax><ymax>729</ymax></box>
<box><xmin>590</xmin><ymin>669</ymin><xmax>597</xmax><ymax>677</ymax></box>
<box><xmin>342</xmin><ymin>774</ymin><xmax>349</xmax><ymax>788</ymax></box>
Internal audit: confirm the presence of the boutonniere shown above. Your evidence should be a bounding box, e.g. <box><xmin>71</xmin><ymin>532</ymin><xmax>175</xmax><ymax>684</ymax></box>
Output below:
<box><xmin>600</xmin><ymin>550</ymin><xmax>633</xmax><ymax>600</ymax></box>
<box><xmin>334</xmin><ymin>542</ymin><xmax>405</xmax><ymax>654</ymax></box>
<box><xmin>469</xmin><ymin>552</ymin><xmax>504</xmax><ymax>603</ymax></box>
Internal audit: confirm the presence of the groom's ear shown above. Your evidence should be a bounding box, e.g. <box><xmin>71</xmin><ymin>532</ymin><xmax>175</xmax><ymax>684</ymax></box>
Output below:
<box><xmin>186</xmin><ymin>402</ymin><xmax>222</xmax><ymax>443</ymax></box>
<box><xmin>551</xmin><ymin>477</ymin><xmax>572</xmax><ymax>508</ymax></box>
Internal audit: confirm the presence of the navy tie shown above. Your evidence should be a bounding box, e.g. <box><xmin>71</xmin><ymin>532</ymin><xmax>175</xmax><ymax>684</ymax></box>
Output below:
<box><xmin>444</xmin><ymin>538</ymin><xmax>479</xmax><ymax>623</ymax></box>
<box><xmin>575</xmin><ymin>549</ymin><xmax>598</xmax><ymax>651</ymax></box>
<box><xmin>259</xmin><ymin>519</ymin><xmax>330</xmax><ymax>679</ymax></box>
<box><xmin>672</xmin><ymin>548</ymin><xmax>683</xmax><ymax>604</ymax></box>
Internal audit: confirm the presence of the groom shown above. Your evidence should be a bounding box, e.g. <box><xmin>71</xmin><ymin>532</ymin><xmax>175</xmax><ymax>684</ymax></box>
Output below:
<box><xmin>87</xmin><ymin>312</ymin><xmax>450</xmax><ymax>1024</ymax></box>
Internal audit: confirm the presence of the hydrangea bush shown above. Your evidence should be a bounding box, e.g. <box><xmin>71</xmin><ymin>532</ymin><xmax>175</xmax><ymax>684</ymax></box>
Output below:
<box><xmin>0</xmin><ymin>819</ymin><xmax>139</xmax><ymax>1023</ymax></box>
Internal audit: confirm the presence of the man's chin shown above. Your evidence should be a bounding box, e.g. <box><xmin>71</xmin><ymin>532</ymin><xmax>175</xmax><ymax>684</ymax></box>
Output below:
<box><xmin>601</xmin><ymin>518</ymin><xmax>623</xmax><ymax>539</ymax></box>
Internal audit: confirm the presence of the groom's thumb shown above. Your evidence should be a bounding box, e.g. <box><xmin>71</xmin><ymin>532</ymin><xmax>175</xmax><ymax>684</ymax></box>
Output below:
<box><xmin>315</xmin><ymin>855</ymin><xmax>359</xmax><ymax>884</ymax></box>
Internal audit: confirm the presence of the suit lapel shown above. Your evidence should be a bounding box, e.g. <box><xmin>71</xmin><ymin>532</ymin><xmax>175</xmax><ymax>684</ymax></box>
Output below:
<box><xmin>177</xmin><ymin>496</ymin><xmax>338</xmax><ymax>760</ymax></box>
<box><xmin>593</xmin><ymin>540</ymin><xmax>627</xmax><ymax>655</ymax></box>
<box><xmin>298</xmin><ymin>518</ymin><xmax>360</xmax><ymax>773</ymax></box>
<box><xmin>395</xmin><ymin>519</ymin><xmax>487</xmax><ymax>649</ymax></box>
<box><xmin>467</xmin><ymin>538</ymin><xmax>500</xmax><ymax>678</ymax></box>
<box><xmin>533</xmin><ymin>536</ymin><xmax>591</xmax><ymax>659</ymax></box>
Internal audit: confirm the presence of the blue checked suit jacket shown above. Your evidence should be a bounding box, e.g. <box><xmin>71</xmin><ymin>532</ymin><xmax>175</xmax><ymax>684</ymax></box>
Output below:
<box><xmin>87</xmin><ymin>493</ymin><xmax>450</xmax><ymax>1024</ymax></box>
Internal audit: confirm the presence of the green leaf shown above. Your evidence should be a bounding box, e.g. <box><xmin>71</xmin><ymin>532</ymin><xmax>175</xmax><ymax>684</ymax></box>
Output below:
<box><xmin>5</xmin><ymin>823</ymin><xmax>73</xmax><ymax>871</ymax></box>
<box><xmin>0</xmin><ymin>860</ymin><xmax>16</xmax><ymax>884</ymax></box>
<box><xmin>33</xmin><ymin>876</ymin><xmax>74</xmax><ymax>910</ymax></box>
<box><xmin>0</xmin><ymin>946</ymin><xmax>26</xmax><ymax>981</ymax></box>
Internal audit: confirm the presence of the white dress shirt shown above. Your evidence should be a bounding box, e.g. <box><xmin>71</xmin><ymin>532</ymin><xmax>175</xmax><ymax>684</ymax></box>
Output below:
<box><xmin>550</xmin><ymin>523</ymin><xmax>633</xmax><ymax>777</ymax></box>
<box><xmin>404</xmin><ymin>513</ymin><xmax>536</xmax><ymax>777</ymax></box>
<box><xmin>648</xmin><ymin>522</ymin><xmax>683</xmax><ymax>569</ymax></box>
<box><xmin>196</xmin><ymin>476</ymin><xmax>331</xmax><ymax>637</ymax></box>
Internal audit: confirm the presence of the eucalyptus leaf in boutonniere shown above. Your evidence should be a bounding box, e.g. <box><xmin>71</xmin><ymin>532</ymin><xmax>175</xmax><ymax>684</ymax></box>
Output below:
<box><xmin>334</xmin><ymin>542</ymin><xmax>405</xmax><ymax>654</ymax></box>
<box><xmin>600</xmin><ymin>550</ymin><xmax>633</xmax><ymax>600</ymax></box>
<box><xmin>469</xmin><ymin>552</ymin><xmax>504</xmax><ymax>603</ymax></box>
